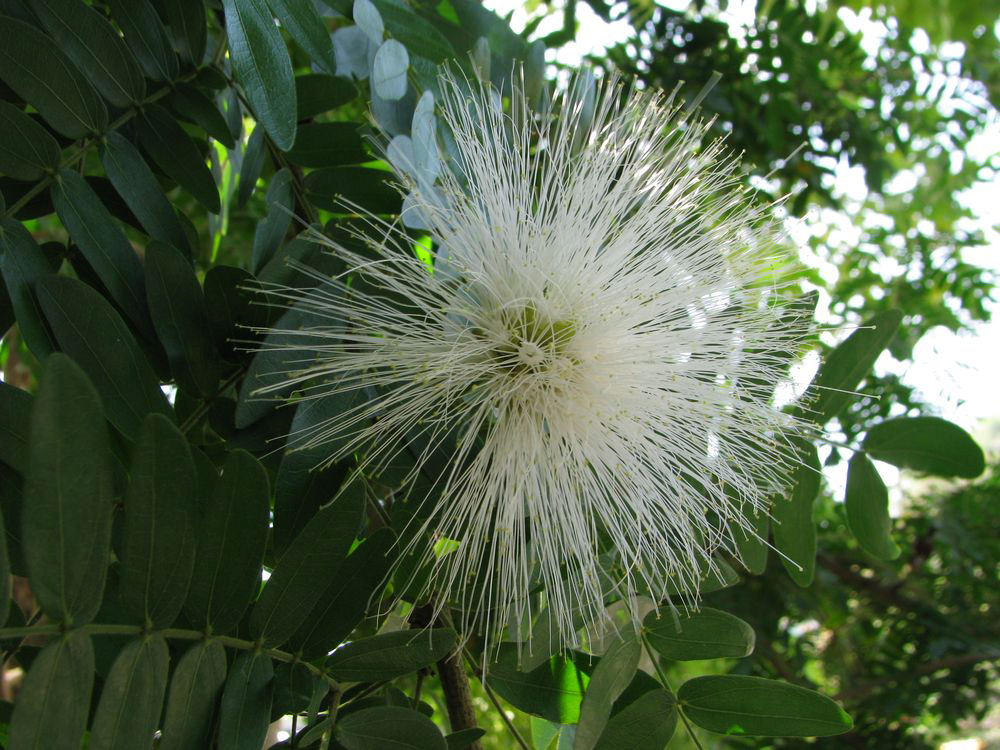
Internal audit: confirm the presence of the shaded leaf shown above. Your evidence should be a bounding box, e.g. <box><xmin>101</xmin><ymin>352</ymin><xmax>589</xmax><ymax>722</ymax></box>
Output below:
<box><xmin>446</xmin><ymin>728</ymin><xmax>487</xmax><ymax>750</ymax></box>
<box><xmin>0</xmin><ymin>217</ymin><xmax>57</xmax><ymax>358</ymax></box>
<box><xmin>23</xmin><ymin>354</ymin><xmax>112</xmax><ymax>625</ymax></box>
<box><xmin>305</xmin><ymin>166</ymin><xmax>403</xmax><ymax>214</ymax></box>
<box><xmin>845</xmin><ymin>452</ymin><xmax>899</xmax><ymax>560</ymax></box>
<box><xmin>250</xmin><ymin>167</ymin><xmax>294</xmax><ymax>272</ymax></box>
<box><xmin>0</xmin><ymin>101</ymin><xmax>59</xmax><ymax>181</ymax></box>
<box><xmin>218</xmin><ymin>651</ymin><xmax>274</xmax><ymax>750</ymax></box>
<box><xmin>677</xmin><ymin>675</ymin><xmax>852</xmax><ymax>737</ymax></box>
<box><xmin>224</xmin><ymin>0</ymin><xmax>297</xmax><ymax>150</ymax></box>
<box><xmin>37</xmin><ymin>275</ymin><xmax>172</xmax><ymax>441</ymax></box>
<box><xmin>159</xmin><ymin>640</ymin><xmax>228</xmax><ymax>750</ymax></box>
<box><xmin>170</xmin><ymin>82</ymin><xmax>237</xmax><ymax>149</ymax></box>
<box><xmin>185</xmin><ymin>449</ymin><xmax>270</xmax><ymax>635</ymax></box>
<box><xmin>161</xmin><ymin>0</ymin><xmax>207</xmax><ymax>64</ymax></box>
<box><xmin>0</xmin><ymin>380</ymin><xmax>31</xmax><ymax>474</ymax></box>
<box><xmin>268</xmin><ymin>0</ymin><xmax>337</xmax><ymax>75</ymax></box>
<box><xmin>296</xmin><ymin>73</ymin><xmax>358</xmax><ymax>119</ymax></box>
<box><xmin>772</xmin><ymin>438</ymin><xmax>821</xmax><ymax>586</ymax></box>
<box><xmin>286</xmin><ymin>122</ymin><xmax>367</xmax><ymax>167</ymax></box>
<box><xmin>107</xmin><ymin>0</ymin><xmax>179</xmax><ymax>82</ymax></box>
<box><xmin>326</xmin><ymin>628</ymin><xmax>456</xmax><ymax>682</ymax></box>
<box><xmin>204</xmin><ymin>264</ymin><xmax>261</xmax><ymax>357</ymax></box>
<box><xmin>336</xmin><ymin>706</ymin><xmax>447</xmax><ymax>750</ymax></box>
<box><xmin>0</xmin><ymin>16</ymin><xmax>107</xmax><ymax>138</ymax></box>
<box><xmin>593</xmin><ymin>689</ymin><xmax>676</xmax><ymax>750</ymax></box>
<box><xmin>0</xmin><ymin>504</ymin><xmax>9</xmax><ymax>626</ymax></box>
<box><xmin>862</xmin><ymin>416</ymin><xmax>985</xmax><ymax>479</ymax></box>
<box><xmin>237</xmin><ymin>123</ymin><xmax>268</xmax><ymax>208</ymax></box>
<box><xmin>487</xmin><ymin>646</ymin><xmax>589</xmax><ymax>724</ymax></box>
<box><xmin>643</xmin><ymin>607</ymin><xmax>754</xmax><ymax>661</ymax></box>
<box><xmin>138</xmin><ymin>103</ymin><xmax>221</xmax><ymax>213</ymax></box>
<box><xmin>89</xmin><ymin>636</ymin><xmax>170</xmax><ymax>750</ymax></box>
<box><xmin>575</xmin><ymin>633</ymin><xmax>641</xmax><ymax>750</ymax></box>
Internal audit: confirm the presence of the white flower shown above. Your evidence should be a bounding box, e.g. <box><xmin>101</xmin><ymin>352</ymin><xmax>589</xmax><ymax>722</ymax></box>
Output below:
<box><xmin>257</xmin><ymin>71</ymin><xmax>808</xmax><ymax>650</ymax></box>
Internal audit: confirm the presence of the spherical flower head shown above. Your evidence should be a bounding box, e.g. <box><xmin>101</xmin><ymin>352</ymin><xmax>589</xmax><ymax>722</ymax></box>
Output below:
<box><xmin>259</xmin><ymin>71</ymin><xmax>810</xmax><ymax>651</ymax></box>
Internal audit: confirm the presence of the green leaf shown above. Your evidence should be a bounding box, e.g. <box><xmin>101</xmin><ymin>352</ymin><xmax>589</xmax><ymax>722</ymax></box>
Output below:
<box><xmin>574</xmin><ymin>633</ymin><xmax>641</xmax><ymax>750</ymax></box>
<box><xmin>372</xmin><ymin>39</ymin><xmax>409</xmax><ymax>100</ymax></box>
<box><xmin>159</xmin><ymin>640</ymin><xmax>228</xmax><ymax>750</ymax></box>
<box><xmin>0</xmin><ymin>101</ymin><xmax>60</xmax><ymax>181</ymax></box>
<box><xmin>7</xmin><ymin>632</ymin><xmax>94</xmax><ymax>749</ymax></box>
<box><xmin>138</xmin><ymin>103</ymin><xmax>221</xmax><ymax>213</ymax></box>
<box><xmin>0</xmin><ymin>504</ymin><xmax>10</xmax><ymax>626</ymax></box>
<box><xmin>203</xmin><ymin>264</ymin><xmax>261</xmax><ymax>357</ymax></box>
<box><xmin>286</xmin><ymin>122</ymin><xmax>368</xmax><ymax>167</ymax></box>
<box><xmin>730</xmin><ymin>506</ymin><xmax>768</xmax><ymax>576</ymax></box>
<box><xmin>801</xmin><ymin>309</ymin><xmax>903</xmax><ymax>424</ymax></box>
<box><xmin>100</xmin><ymin>131</ymin><xmax>192</xmax><ymax>257</ymax></box>
<box><xmin>592</xmin><ymin>688</ymin><xmax>676</xmax><ymax>750</ymax></box>
<box><xmin>772</xmin><ymin>438</ymin><xmax>821</xmax><ymax>586</ymax></box>
<box><xmin>677</xmin><ymin>675</ymin><xmax>853</xmax><ymax>737</ymax></box>
<box><xmin>50</xmin><ymin>168</ymin><xmax>154</xmax><ymax>341</ymax></box>
<box><xmin>304</xmin><ymin>166</ymin><xmax>403</xmax><ymax>214</ymax></box>
<box><xmin>169</xmin><ymin>82</ymin><xmax>237</xmax><ymax>149</ymax></box>
<box><xmin>862</xmin><ymin>416</ymin><xmax>985</xmax><ymax>478</ymax></box>
<box><xmin>296</xmin><ymin>74</ymin><xmax>358</xmax><ymax>119</ymax></box>
<box><xmin>0</xmin><ymin>218</ymin><xmax>58</xmax><ymax>359</ymax></box>
<box><xmin>0</xmin><ymin>381</ymin><xmax>31</xmax><ymax>475</ymax></box>
<box><xmin>36</xmin><ymin>275</ymin><xmax>171</xmax><ymax>441</ymax></box>
<box><xmin>370</xmin><ymin>0</ymin><xmax>456</xmax><ymax>63</ymax></box>
<box><xmin>237</xmin><ymin>124</ymin><xmax>268</xmax><ymax>208</ymax></box>
<box><xmin>643</xmin><ymin>607</ymin><xmax>755</xmax><ymax>661</ymax></box>
<box><xmin>89</xmin><ymin>635</ymin><xmax>170</xmax><ymax>750</ymax></box>
<box><xmin>29</xmin><ymin>0</ymin><xmax>146</xmax><ymax>107</ymax></box>
<box><xmin>0</xmin><ymin>16</ymin><xmax>107</xmax><ymax>138</ymax></box>
<box><xmin>145</xmin><ymin>240</ymin><xmax>221</xmax><ymax>396</ymax></box>
<box><xmin>487</xmin><ymin>646</ymin><xmax>589</xmax><ymax>724</ymax></box>
<box><xmin>250</xmin><ymin>488</ymin><xmax>365</xmax><ymax>646</ymax></box>
<box><xmin>24</xmin><ymin>354</ymin><xmax>112</xmax><ymax>625</ymax></box>
<box><xmin>336</xmin><ymin>706</ymin><xmax>448</xmax><ymax>750</ymax></box>
<box><xmin>217</xmin><ymin>651</ymin><xmax>274</xmax><ymax>750</ymax></box>
<box><xmin>268</xmin><ymin>0</ymin><xmax>338</xmax><ymax>75</ymax></box>
<box><xmin>288</xmin><ymin>529</ymin><xmax>394</xmax><ymax>660</ymax></box>
<box><xmin>185</xmin><ymin>449</ymin><xmax>270</xmax><ymax>635</ymax></box>
<box><xmin>106</xmin><ymin>0</ymin><xmax>179</xmax><ymax>82</ymax></box>
<box><xmin>223</xmin><ymin>0</ymin><xmax>297</xmax><ymax>151</ymax></box>
<box><xmin>161</xmin><ymin>0</ymin><xmax>207</xmax><ymax>64</ymax></box>
<box><xmin>445</xmin><ymin>728</ymin><xmax>487</xmax><ymax>749</ymax></box>
<box><xmin>845</xmin><ymin>452</ymin><xmax>899</xmax><ymax>560</ymax></box>
<box><xmin>326</xmin><ymin>628</ymin><xmax>456</xmax><ymax>682</ymax></box>
<box><xmin>120</xmin><ymin>414</ymin><xmax>198</xmax><ymax>627</ymax></box>
<box><xmin>250</xmin><ymin>168</ymin><xmax>294</xmax><ymax>272</ymax></box>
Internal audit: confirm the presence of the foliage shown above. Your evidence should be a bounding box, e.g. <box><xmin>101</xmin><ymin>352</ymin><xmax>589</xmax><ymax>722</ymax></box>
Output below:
<box><xmin>0</xmin><ymin>0</ymin><xmax>993</xmax><ymax>748</ymax></box>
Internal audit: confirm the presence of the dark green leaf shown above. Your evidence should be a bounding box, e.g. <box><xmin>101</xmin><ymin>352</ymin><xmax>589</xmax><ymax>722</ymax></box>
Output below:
<box><xmin>289</xmin><ymin>529</ymin><xmax>393</xmax><ymax>660</ymax></box>
<box><xmin>237</xmin><ymin>124</ymin><xmax>268</xmax><ymax>208</ymax></box>
<box><xmin>185</xmin><ymin>449</ymin><xmax>270</xmax><ymax>635</ymax></box>
<box><xmin>677</xmin><ymin>675</ymin><xmax>852</xmax><ymax>737</ymax></box>
<box><xmin>801</xmin><ymin>309</ymin><xmax>903</xmax><ymax>424</ymax></box>
<box><xmin>138</xmin><ymin>103</ymin><xmax>221</xmax><ymax>213</ymax></box>
<box><xmin>487</xmin><ymin>646</ymin><xmax>589</xmax><ymax>724</ymax></box>
<box><xmin>37</xmin><ymin>275</ymin><xmax>172</xmax><ymax>441</ymax></box>
<box><xmin>730</xmin><ymin>506</ymin><xmax>768</xmax><ymax>576</ymax></box>
<box><xmin>50</xmin><ymin>168</ymin><xmax>154</xmax><ymax>340</ymax></box>
<box><xmin>772</xmin><ymin>438</ymin><xmax>821</xmax><ymax>586</ymax></box>
<box><xmin>101</xmin><ymin>131</ymin><xmax>192</xmax><ymax>257</ymax></box>
<box><xmin>845</xmin><ymin>452</ymin><xmax>899</xmax><ymax>560</ymax></box>
<box><xmin>0</xmin><ymin>101</ymin><xmax>59</xmax><ymax>181</ymax></box>
<box><xmin>161</xmin><ymin>0</ymin><xmax>207</xmax><ymax>64</ymax></box>
<box><xmin>218</xmin><ymin>651</ymin><xmax>274</xmax><ymax>750</ymax></box>
<box><xmin>296</xmin><ymin>74</ymin><xmax>358</xmax><ymax>120</ymax></box>
<box><xmin>30</xmin><ymin>0</ymin><xmax>145</xmax><ymax>107</ymax></box>
<box><xmin>305</xmin><ymin>166</ymin><xmax>403</xmax><ymax>214</ymax></box>
<box><xmin>159</xmin><ymin>640</ymin><xmax>228</xmax><ymax>750</ymax></box>
<box><xmin>204</xmin><ymin>264</ymin><xmax>261</xmax><ymax>357</ymax></box>
<box><xmin>370</xmin><ymin>0</ymin><xmax>456</xmax><ymax>63</ymax></box>
<box><xmin>326</xmin><ymin>627</ymin><xmax>456</xmax><ymax>682</ymax></box>
<box><xmin>862</xmin><ymin>416</ymin><xmax>985</xmax><ymax>478</ymax></box>
<box><xmin>250</xmin><ymin>488</ymin><xmax>365</xmax><ymax>646</ymax></box>
<box><xmin>145</xmin><ymin>240</ymin><xmax>220</xmax><ymax>396</ymax></box>
<box><xmin>223</xmin><ymin>0</ymin><xmax>297</xmax><ymax>151</ymax></box>
<box><xmin>23</xmin><ymin>354</ymin><xmax>112</xmax><ymax>625</ymax></box>
<box><xmin>120</xmin><ymin>414</ymin><xmax>198</xmax><ymax>627</ymax></box>
<box><xmin>268</xmin><ymin>0</ymin><xmax>337</xmax><ymax>75</ymax></box>
<box><xmin>593</xmin><ymin>688</ymin><xmax>676</xmax><ymax>750</ymax></box>
<box><xmin>445</xmin><ymin>728</ymin><xmax>487</xmax><ymax>750</ymax></box>
<box><xmin>0</xmin><ymin>16</ymin><xmax>107</xmax><ymax>138</ymax></box>
<box><xmin>250</xmin><ymin>167</ymin><xmax>294</xmax><ymax>272</ymax></box>
<box><xmin>0</xmin><ymin>503</ymin><xmax>10</xmax><ymax>626</ymax></box>
<box><xmin>575</xmin><ymin>633</ymin><xmax>641</xmax><ymax>750</ymax></box>
<box><xmin>0</xmin><ymin>217</ymin><xmax>57</xmax><ymax>359</ymax></box>
<box><xmin>336</xmin><ymin>706</ymin><xmax>447</xmax><ymax>750</ymax></box>
<box><xmin>644</xmin><ymin>607</ymin><xmax>755</xmax><ymax>661</ymax></box>
<box><xmin>7</xmin><ymin>632</ymin><xmax>94</xmax><ymax>749</ymax></box>
<box><xmin>107</xmin><ymin>0</ymin><xmax>179</xmax><ymax>82</ymax></box>
<box><xmin>286</xmin><ymin>122</ymin><xmax>367</xmax><ymax>167</ymax></box>
<box><xmin>169</xmin><ymin>82</ymin><xmax>237</xmax><ymax>149</ymax></box>
<box><xmin>89</xmin><ymin>635</ymin><xmax>170</xmax><ymax>750</ymax></box>
<box><xmin>272</xmin><ymin>661</ymin><xmax>321</xmax><ymax>717</ymax></box>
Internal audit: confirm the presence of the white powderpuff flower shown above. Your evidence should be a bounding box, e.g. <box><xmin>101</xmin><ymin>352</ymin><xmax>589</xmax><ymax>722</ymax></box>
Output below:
<box><xmin>257</xmin><ymin>71</ymin><xmax>809</xmax><ymax>650</ymax></box>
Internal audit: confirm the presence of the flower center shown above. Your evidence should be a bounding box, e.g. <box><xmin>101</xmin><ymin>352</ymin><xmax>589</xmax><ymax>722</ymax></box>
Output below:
<box><xmin>517</xmin><ymin>340</ymin><xmax>546</xmax><ymax>367</ymax></box>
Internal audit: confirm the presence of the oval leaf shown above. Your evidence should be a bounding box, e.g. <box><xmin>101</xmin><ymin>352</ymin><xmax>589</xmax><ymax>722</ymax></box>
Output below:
<box><xmin>0</xmin><ymin>217</ymin><xmax>58</xmax><ymax>359</ymax></box>
<box><xmin>862</xmin><ymin>415</ymin><xmax>985</xmax><ymax>479</ymax></box>
<box><xmin>575</xmin><ymin>633</ymin><xmax>641</xmax><ymax>750</ymax></box>
<box><xmin>223</xmin><ymin>0</ymin><xmax>297</xmax><ymax>150</ymax></box>
<box><xmin>326</xmin><ymin>628</ymin><xmax>457</xmax><ymax>683</ymax></box>
<box><xmin>106</xmin><ymin>0</ymin><xmax>179</xmax><ymax>82</ymax></box>
<box><xmin>159</xmin><ymin>640</ymin><xmax>228</xmax><ymax>750</ymax></box>
<box><xmin>336</xmin><ymin>706</ymin><xmax>447</xmax><ymax>750</ymax></box>
<box><xmin>0</xmin><ymin>381</ymin><xmax>32</xmax><ymax>475</ymax></box>
<box><xmin>593</xmin><ymin>688</ymin><xmax>676</xmax><ymax>750</ymax></box>
<box><xmin>24</xmin><ymin>353</ymin><xmax>112</xmax><ymax>625</ymax></box>
<box><xmin>120</xmin><ymin>414</ymin><xmax>199</xmax><ymax>628</ymax></box>
<box><xmin>8</xmin><ymin>632</ymin><xmax>95</xmax><ymax>750</ymax></box>
<box><xmin>678</xmin><ymin>675</ymin><xmax>852</xmax><ymax>737</ymax></box>
<box><xmin>250</xmin><ymin>167</ymin><xmax>294</xmax><ymax>272</ymax></box>
<box><xmin>160</xmin><ymin>0</ymin><xmax>207</xmax><ymax>64</ymax></box>
<box><xmin>372</xmin><ymin>39</ymin><xmax>409</xmax><ymax>100</ymax></box>
<box><xmin>89</xmin><ymin>636</ymin><xmax>170</xmax><ymax>750</ymax></box>
<box><xmin>185</xmin><ymin>449</ymin><xmax>270</xmax><ymax>635</ymax></box>
<box><xmin>644</xmin><ymin>607</ymin><xmax>754</xmax><ymax>661</ymax></box>
<box><xmin>0</xmin><ymin>101</ymin><xmax>60</xmax><ymax>181</ymax></box>
<box><xmin>217</xmin><ymin>651</ymin><xmax>274</xmax><ymax>750</ymax></box>
<box><xmin>772</xmin><ymin>438</ymin><xmax>821</xmax><ymax>587</ymax></box>
<box><xmin>269</xmin><ymin>0</ymin><xmax>337</xmax><ymax>75</ymax></box>
<box><xmin>845</xmin><ymin>452</ymin><xmax>899</xmax><ymax>560</ymax></box>
<box><xmin>285</xmin><ymin>122</ymin><xmax>367</xmax><ymax>168</ymax></box>
<box><xmin>169</xmin><ymin>82</ymin><xmax>236</xmax><ymax>149</ymax></box>
<box><xmin>487</xmin><ymin>646</ymin><xmax>589</xmax><ymax>724</ymax></box>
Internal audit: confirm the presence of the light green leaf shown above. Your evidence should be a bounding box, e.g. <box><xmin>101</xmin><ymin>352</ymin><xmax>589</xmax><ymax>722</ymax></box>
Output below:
<box><xmin>487</xmin><ymin>646</ymin><xmax>589</xmax><ymax>724</ymax></box>
<box><xmin>862</xmin><ymin>416</ymin><xmax>985</xmax><ymax>478</ymax></box>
